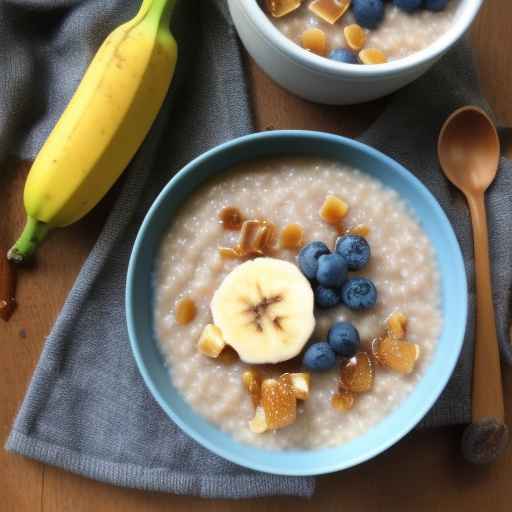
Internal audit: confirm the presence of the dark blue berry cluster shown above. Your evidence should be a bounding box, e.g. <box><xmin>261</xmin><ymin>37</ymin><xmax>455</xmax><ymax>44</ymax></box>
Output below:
<box><xmin>298</xmin><ymin>234</ymin><xmax>377</xmax><ymax>372</ymax></box>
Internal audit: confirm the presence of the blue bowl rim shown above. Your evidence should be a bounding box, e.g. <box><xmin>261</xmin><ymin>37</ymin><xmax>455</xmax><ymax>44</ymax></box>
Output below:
<box><xmin>126</xmin><ymin>130</ymin><xmax>467</xmax><ymax>476</ymax></box>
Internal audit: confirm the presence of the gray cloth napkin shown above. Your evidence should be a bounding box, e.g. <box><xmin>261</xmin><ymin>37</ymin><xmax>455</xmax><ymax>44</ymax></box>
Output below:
<box><xmin>2</xmin><ymin>0</ymin><xmax>511</xmax><ymax>499</ymax></box>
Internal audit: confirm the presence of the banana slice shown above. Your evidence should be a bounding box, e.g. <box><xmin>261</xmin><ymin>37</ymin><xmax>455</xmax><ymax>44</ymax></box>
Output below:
<box><xmin>211</xmin><ymin>258</ymin><xmax>315</xmax><ymax>364</ymax></box>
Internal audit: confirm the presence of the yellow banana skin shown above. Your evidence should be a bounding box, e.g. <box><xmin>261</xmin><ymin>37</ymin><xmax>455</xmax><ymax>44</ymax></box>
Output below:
<box><xmin>8</xmin><ymin>0</ymin><xmax>177</xmax><ymax>263</ymax></box>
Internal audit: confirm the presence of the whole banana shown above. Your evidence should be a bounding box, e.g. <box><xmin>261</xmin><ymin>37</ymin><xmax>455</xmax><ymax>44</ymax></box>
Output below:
<box><xmin>8</xmin><ymin>0</ymin><xmax>177</xmax><ymax>263</ymax></box>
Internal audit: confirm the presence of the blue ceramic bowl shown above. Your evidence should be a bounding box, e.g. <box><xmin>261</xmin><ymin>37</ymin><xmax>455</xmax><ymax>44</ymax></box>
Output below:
<box><xmin>126</xmin><ymin>131</ymin><xmax>467</xmax><ymax>476</ymax></box>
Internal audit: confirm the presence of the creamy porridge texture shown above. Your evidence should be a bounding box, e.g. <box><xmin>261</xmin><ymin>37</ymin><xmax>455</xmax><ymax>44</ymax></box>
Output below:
<box><xmin>265</xmin><ymin>0</ymin><xmax>460</xmax><ymax>62</ymax></box>
<box><xmin>154</xmin><ymin>157</ymin><xmax>442</xmax><ymax>450</ymax></box>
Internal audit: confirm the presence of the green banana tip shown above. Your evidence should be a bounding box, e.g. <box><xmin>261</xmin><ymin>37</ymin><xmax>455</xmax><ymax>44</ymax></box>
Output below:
<box><xmin>7</xmin><ymin>217</ymin><xmax>49</xmax><ymax>264</ymax></box>
<box><xmin>6</xmin><ymin>246</ymin><xmax>25</xmax><ymax>264</ymax></box>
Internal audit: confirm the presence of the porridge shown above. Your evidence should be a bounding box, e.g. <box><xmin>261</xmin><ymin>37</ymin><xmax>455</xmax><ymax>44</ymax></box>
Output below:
<box><xmin>154</xmin><ymin>157</ymin><xmax>442</xmax><ymax>450</ymax></box>
<box><xmin>262</xmin><ymin>0</ymin><xmax>459</xmax><ymax>63</ymax></box>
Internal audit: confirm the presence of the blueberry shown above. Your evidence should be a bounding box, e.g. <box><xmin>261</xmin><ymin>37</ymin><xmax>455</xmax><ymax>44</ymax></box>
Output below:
<box><xmin>327</xmin><ymin>321</ymin><xmax>360</xmax><ymax>357</ymax></box>
<box><xmin>341</xmin><ymin>277</ymin><xmax>378</xmax><ymax>310</ymax></box>
<box><xmin>393</xmin><ymin>0</ymin><xmax>422</xmax><ymax>11</ymax></box>
<box><xmin>335</xmin><ymin>235</ymin><xmax>371</xmax><ymax>271</ymax></box>
<box><xmin>316</xmin><ymin>253</ymin><xmax>348</xmax><ymax>288</ymax></box>
<box><xmin>303</xmin><ymin>342</ymin><xmax>337</xmax><ymax>372</ymax></box>
<box><xmin>329</xmin><ymin>48</ymin><xmax>359</xmax><ymax>64</ymax></box>
<box><xmin>298</xmin><ymin>241</ymin><xmax>330</xmax><ymax>280</ymax></box>
<box><xmin>424</xmin><ymin>0</ymin><xmax>449</xmax><ymax>11</ymax></box>
<box><xmin>352</xmin><ymin>0</ymin><xmax>385</xmax><ymax>29</ymax></box>
<box><xmin>314</xmin><ymin>286</ymin><xmax>341</xmax><ymax>309</ymax></box>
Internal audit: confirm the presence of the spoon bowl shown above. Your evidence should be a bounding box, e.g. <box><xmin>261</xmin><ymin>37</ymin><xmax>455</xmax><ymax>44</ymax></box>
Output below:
<box><xmin>438</xmin><ymin>106</ymin><xmax>500</xmax><ymax>194</ymax></box>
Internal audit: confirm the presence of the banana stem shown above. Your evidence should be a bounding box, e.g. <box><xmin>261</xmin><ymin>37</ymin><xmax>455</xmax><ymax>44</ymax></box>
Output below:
<box><xmin>138</xmin><ymin>0</ymin><xmax>176</xmax><ymax>25</ymax></box>
<box><xmin>161</xmin><ymin>0</ymin><xmax>176</xmax><ymax>26</ymax></box>
<box><xmin>7</xmin><ymin>217</ymin><xmax>49</xmax><ymax>264</ymax></box>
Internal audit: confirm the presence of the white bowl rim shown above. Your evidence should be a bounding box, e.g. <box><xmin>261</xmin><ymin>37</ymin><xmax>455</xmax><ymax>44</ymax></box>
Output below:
<box><xmin>236</xmin><ymin>0</ymin><xmax>483</xmax><ymax>78</ymax></box>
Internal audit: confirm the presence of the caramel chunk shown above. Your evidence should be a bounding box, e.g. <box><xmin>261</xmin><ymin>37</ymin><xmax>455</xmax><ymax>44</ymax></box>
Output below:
<box><xmin>218</xmin><ymin>246</ymin><xmax>241</xmax><ymax>259</ymax></box>
<box><xmin>344</xmin><ymin>24</ymin><xmax>366</xmax><ymax>51</ymax></box>
<box><xmin>386</xmin><ymin>311</ymin><xmax>408</xmax><ymax>339</ymax></box>
<box><xmin>319</xmin><ymin>195</ymin><xmax>349</xmax><ymax>224</ymax></box>
<box><xmin>197</xmin><ymin>324</ymin><xmax>226</xmax><ymax>358</ymax></box>
<box><xmin>302</xmin><ymin>28</ymin><xmax>327</xmax><ymax>56</ymax></box>
<box><xmin>309</xmin><ymin>0</ymin><xmax>350</xmax><ymax>24</ymax></box>
<box><xmin>359</xmin><ymin>48</ymin><xmax>387</xmax><ymax>65</ymax></box>
<box><xmin>246</xmin><ymin>372</ymin><xmax>307</xmax><ymax>432</ymax></box>
<box><xmin>238</xmin><ymin>219</ymin><xmax>276</xmax><ymax>256</ymax></box>
<box><xmin>243</xmin><ymin>369</ymin><xmax>263</xmax><ymax>407</ymax></box>
<box><xmin>253</xmin><ymin>220</ymin><xmax>277</xmax><ymax>252</ymax></box>
<box><xmin>340</xmin><ymin>352</ymin><xmax>374</xmax><ymax>393</ymax></box>
<box><xmin>331</xmin><ymin>390</ymin><xmax>355</xmax><ymax>411</ymax></box>
<box><xmin>347</xmin><ymin>224</ymin><xmax>370</xmax><ymax>237</ymax></box>
<box><xmin>175</xmin><ymin>297</ymin><xmax>197</xmax><ymax>325</ymax></box>
<box><xmin>261</xmin><ymin>374</ymin><xmax>297</xmax><ymax>430</ymax></box>
<box><xmin>377</xmin><ymin>336</ymin><xmax>420</xmax><ymax>375</ymax></box>
<box><xmin>218</xmin><ymin>219</ymin><xmax>277</xmax><ymax>261</ymax></box>
<box><xmin>238</xmin><ymin>220</ymin><xmax>262</xmax><ymax>254</ymax></box>
<box><xmin>280</xmin><ymin>223</ymin><xmax>304</xmax><ymax>250</ymax></box>
<box><xmin>265</xmin><ymin>0</ymin><xmax>301</xmax><ymax>18</ymax></box>
<box><xmin>370</xmin><ymin>337</ymin><xmax>384</xmax><ymax>366</ymax></box>
<box><xmin>249</xmin><ymin>406</ymin><xmax>268</xmax><ymax>433</ymax></box>
<box><xmin>219</xmin><ymin>206</ymin><xmax>244</xmax><ymax>230</ymax></box>
<box><xmin>286</xmin><ymin>372</ymin><xmax>311</xmax><ymax>400</ymax></box>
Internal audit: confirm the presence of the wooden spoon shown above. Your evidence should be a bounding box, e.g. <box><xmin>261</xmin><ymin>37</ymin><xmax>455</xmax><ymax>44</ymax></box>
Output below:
<box><xmin>438</xmin><ymin>106</ymin><xmax>508</xmax><ymax>464</ymax></box>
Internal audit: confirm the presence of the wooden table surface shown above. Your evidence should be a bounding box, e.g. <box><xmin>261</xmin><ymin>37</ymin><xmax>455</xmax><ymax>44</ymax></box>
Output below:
<box><xmin>2</xmin><ymin>1</ymin><xmax>512</xmax><ymax>510</ymax></box>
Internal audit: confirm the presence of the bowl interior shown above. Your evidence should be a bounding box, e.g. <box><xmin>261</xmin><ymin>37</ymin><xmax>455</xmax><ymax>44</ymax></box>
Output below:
<box><xmin>240</xmin><ymin>0</ymin><xmax>483</xmax><ymax>76</ymax></box>
<box><xmin>126</xmin><ymin>131</ymin><xmax>467</xmax><ymax>476</ymax></box>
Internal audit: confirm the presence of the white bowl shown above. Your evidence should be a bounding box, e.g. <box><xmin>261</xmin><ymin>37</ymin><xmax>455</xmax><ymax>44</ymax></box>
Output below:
<box><xmin>228</xmin><ymin>0</ymin><xmax>483</xmax><ymax>105</ymax></box>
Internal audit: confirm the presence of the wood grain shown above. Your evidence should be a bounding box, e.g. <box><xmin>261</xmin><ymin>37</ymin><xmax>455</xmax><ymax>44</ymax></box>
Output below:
<box><xmin>1</xmin><ymin>0</ymin><xmax>512</xmax><ymax>510</ymax></box>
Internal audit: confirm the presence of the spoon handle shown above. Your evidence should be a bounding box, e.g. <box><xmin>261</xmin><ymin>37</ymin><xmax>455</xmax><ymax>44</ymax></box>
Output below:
<box><xmin>466</xmin><ymin>192</ymin><xmax>505</xmax><ymax>423</ymax></box>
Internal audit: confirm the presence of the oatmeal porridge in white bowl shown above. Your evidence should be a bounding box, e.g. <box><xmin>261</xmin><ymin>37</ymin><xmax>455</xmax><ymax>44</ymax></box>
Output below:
<box><xmin>126</xmin><ymin>131</ymin><xmax>467</xmax><ymax>475</ymax></box>
<box><xmin>227</xmin><ymin>0</ymin><xmax>482</xmax><ymax>104</ymax></box>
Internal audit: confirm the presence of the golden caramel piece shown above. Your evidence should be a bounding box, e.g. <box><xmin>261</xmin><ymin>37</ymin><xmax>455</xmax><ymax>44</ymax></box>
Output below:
<box><xmin>217</xmin><ymin>345</ymin><xmax>239</xmax><ymax>365</ymax></box>
<box><xmin>309</xmin><ymin>0</ymin><xmax>350</xmax><ymax>24</ymax></box>
<box><xmin>238</xmin><ymin>219</ymin><xmax>276</xmax><ymax>256</ymax></box>
<box><xmin>265</xmin><ymin>0</ymin><xmax>301</xmax><ymax>18</ymax></box>
<box><xmin>249</xmin><ymin>405</ymin><xmax>268</xmax><ymax>434</ymax></box>
<box><xmin>254</xmin><ymin>220</ymin><xmax>277</xmax><ymax>252</ymax></box>
<box><xmin>261</xmin><ymin>375</ymin><xmax>297</xmax><ymax>430</ymax></box>
<box><xmin>347</xmin><ymin>224</ymin><xmax>370</xmax><ymax>237</ymax></box>
<box><xmin>359</xmin><ymin>48</ymin><xmax>387</xmax><ymax>65</ymax></box>
<box><xmin>253</xmin><ymin>226</ymin><xmax>271</xmax><ymax>251</ymax></box>
<box><xmin>219</xmin><ymin>219</ymin><xmax>277</xmax><ymax>261</ymax></box>
<box><xmin>301</xmin><ymin>28</ymin><xmax>327</xmax><ymax>56</ymax></box>
<box><xmin>197</xmin><ymin>324</ymin><xmax>226</xmax><ymax>358</ymax></box>
<box><xmin>218</xmin><ymin>246</ymin><xmax>241</xmax><ymax>259</ymax></box>
<box><xmin>280</xmin><ymin>223</ymin><xmax>305</xmax><ymax>250</ymax></box>
<box><xmin>243</xmin><ymin>369</ymin><xmax>263</xmax><ymax>407</ymax></box>
<box><xmin>239</xmin><ymin>220</ymin><xmax>261</xmax><ymax>253</ymax></box>
<box><xmin>378</xmin><ymin>336</ymin><xmax>420</xmax><ymax>375</ymax></box>
<box><xmin>175</xmin><ymin>297</ymin><xmax>197</xmax><ymax>325</ymax></box>
<box><xmin>331</xmin><ymin>390</ymin><xmax>355</xmax><ymax>411</ymax></box>
<box><xmin>370</xmin><ymin>337</ymin><xmax>384</xmax><ymax>366</ymax></box>
<box><xmin>287</xmin><ymin>372</ymin><xmax>311</xmax><ymax>400</ymax></box>
<box><xmin>344</xmin><ymin>23</ymin><xmax>366</xmax><ymax>51</ymax></box>
<box><xmin>219</xmin><ymin>206</ymin><xmax>244</xmax><ymax>230</ymax></box>
<box><xmin>340</xmin><ymin>352</ymin><xmax>374</xmax><ymax>393</ymax></box>
<box><xmin>319</xmin><ymin>194</ymin><xmax>349</xmax><ymax>224</ymax></box>
<box><xmin>386</xmin><ymin>311</ymin><xmax>408</xmax><ymax>339</ymax></box>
